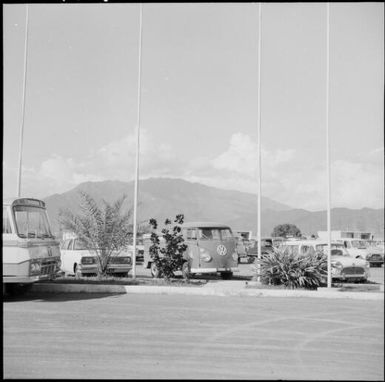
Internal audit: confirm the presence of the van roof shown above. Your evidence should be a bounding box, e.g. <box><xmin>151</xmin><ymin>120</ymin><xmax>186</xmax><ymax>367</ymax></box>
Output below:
<box><xmin>182</xmin><ymin>222</ymin><xmax>231</xmax><ymax>229</ymax></box>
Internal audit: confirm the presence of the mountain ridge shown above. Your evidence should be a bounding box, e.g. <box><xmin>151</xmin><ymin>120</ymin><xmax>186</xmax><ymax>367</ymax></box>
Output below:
<box><xmin>43</xmin><ymin>177</ymin><xmax>384</xmax><ymax>239</ymax></box>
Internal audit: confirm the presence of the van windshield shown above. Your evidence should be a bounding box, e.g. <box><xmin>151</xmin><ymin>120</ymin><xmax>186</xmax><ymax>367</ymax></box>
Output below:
<box><xmin>13</xmin><ymin>205</ymin><xmax>53</xmax><ymax>238</ymax></box>
<box><xmin>198</xmin><ymin>227</ymin><xmax>233</xmax><ymax>240</ymax></box>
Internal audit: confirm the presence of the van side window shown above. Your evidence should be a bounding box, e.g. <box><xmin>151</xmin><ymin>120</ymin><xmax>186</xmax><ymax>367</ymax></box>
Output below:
<box><xmin>220</xmin><ymin>229</ymin><xmax>233</xmax><ymax>240</ymax></box>
<box><xmin>3</xmin><ymin>207</ymin><xmax>12</xmax><ymax>234</ymax></box>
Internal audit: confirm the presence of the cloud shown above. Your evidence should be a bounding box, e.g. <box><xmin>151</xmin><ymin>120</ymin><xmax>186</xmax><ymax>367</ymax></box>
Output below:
<box><xmin>6</xmin><ymin>132</ymin><xmax>383</xmax><ymax>211</ymax></box>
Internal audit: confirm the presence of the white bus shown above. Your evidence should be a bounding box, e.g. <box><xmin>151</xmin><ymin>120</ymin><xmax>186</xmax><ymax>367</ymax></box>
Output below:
<box><xmin>3</xmin><ymin>197</ymin><xmax>61</xmax><ymax>294</ymax></box>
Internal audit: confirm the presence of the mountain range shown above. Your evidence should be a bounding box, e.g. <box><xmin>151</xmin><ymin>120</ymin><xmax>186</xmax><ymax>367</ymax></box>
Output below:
<box><xmin>43</xmin><ymin>178</ymin><xmax>384</xmax><ymax>239</ymax></box>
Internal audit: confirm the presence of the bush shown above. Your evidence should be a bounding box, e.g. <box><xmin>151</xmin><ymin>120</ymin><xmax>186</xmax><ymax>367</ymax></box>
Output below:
<box><xmin>259</xmin><ymin>248</ymin><xmax>327</xmax><ymax>290</ymax></box>
<box><xmin>148</xmin><ymin>214</ymin><xmax>188</xmax><ymax>280</ymax></box>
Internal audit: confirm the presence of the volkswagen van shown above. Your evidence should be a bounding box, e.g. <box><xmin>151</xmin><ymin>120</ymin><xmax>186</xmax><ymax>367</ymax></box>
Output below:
<box><xmin>3</xmin><ymin>197</ymin><xmax>61</xmax><ymax>294</ymax></box>
<box><xmin>143</xmin><ymin>222</ymin><xmax>239</xmax><ymax>279</ymax></box>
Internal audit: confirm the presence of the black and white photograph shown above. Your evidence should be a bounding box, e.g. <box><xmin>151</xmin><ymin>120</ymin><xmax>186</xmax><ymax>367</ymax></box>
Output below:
<box><xmin>3</xmin><ymin>1</ymin><xmax>384</xmax><ymax>380</ymax></box>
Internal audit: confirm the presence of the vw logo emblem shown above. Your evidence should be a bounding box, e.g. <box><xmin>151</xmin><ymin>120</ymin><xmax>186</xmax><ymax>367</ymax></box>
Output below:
<box><xmin>217</xmin><ymin>245</ymin><xmax>227</xmax><ymax>256</ymax></box>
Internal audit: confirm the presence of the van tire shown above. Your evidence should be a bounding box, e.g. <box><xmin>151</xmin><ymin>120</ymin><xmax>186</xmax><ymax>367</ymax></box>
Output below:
<box><xmin>182</xmin><ymin>262</ymin><xmax>191</xmax><ymax>280</ymax></box>
<box><xmin>220</xmin><ymin>271</ymin><xmax>233</xmax><ymax>280</ymax></box>
<box><xmin>150</xmin><ymin>262</ymin><xmax>161</xmax><ymax>278</ymax></box>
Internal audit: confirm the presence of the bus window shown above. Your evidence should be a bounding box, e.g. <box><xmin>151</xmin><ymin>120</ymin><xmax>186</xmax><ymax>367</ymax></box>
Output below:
<box><xmin>13</xmin><ymin>205</ymin><xmax>52</xmax><ymax>238</ymax></box>
<box><xmin>3</xmin><ymin>207</ymin><xmax>12</xmax><ymax>234</ymax></box>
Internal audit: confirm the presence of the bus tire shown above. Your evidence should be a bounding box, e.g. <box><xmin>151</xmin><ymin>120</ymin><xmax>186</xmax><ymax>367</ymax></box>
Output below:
<box><xmin>220</xmin><ymin>271</ymin><xmax>233</xmax><ymax>280</ymax></box>
<box><xmin>150</xmin><ymin>262</ymin><xmax>161</xmax><ymax>278</ymax></box>
<box><xmin>6</xmin><ymin>283</ymin><xmax>32</xmax><ymax>296</ymax></box>
<box><xmin>182</xmin><ymin>262</ymin><xmax>191</xmax><ymax>280</ymax></box>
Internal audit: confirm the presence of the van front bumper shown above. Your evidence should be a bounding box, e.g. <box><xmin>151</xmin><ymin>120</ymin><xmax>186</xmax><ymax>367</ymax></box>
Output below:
<box><xmin>190</xmin><ymin>267</ymin><xmax>239</xmax><ymax>273</ymax></box>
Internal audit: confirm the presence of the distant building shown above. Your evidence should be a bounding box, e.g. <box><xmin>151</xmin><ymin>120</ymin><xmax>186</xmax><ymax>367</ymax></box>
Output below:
<box><xmin>317</xmin><ymin>230</ymin><xmax>373</xmax><ymax>241</ymax></box>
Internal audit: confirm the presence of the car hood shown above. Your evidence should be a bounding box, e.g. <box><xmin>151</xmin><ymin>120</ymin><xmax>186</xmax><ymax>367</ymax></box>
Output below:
<box><xmin>332</xmin><ymin>255</ymin><xmax>367</xmax><ymax>267</ymax></box>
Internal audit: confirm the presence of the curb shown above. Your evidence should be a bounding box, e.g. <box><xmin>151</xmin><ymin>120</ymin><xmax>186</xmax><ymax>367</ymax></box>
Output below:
<box><xmin>31</xmin><ymin>283</ymin><xmax>384</xmax><ymax>300</ymax></box>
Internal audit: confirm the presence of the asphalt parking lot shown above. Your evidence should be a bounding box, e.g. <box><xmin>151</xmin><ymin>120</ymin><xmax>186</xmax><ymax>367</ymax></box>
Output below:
<box><xmin>4</xmin><ymin>292</ymin><xmax>384</xmax><ymax>380</ymax></box>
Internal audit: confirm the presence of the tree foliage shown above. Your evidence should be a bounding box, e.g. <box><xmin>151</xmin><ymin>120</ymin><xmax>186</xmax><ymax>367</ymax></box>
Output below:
<box><xmin>58</xmin><ymin>191</ymin><xmax>133</xmax><ymax>275</ymax></box>
<box><xmin>148</xmin><ymin>214</ymin><xmax>188</xmax><ymax>280</ymax></box>
<box><xmin>271</xmin><ymin>223</ymin><xmax>302</xmax><ymax>238</ymax></box>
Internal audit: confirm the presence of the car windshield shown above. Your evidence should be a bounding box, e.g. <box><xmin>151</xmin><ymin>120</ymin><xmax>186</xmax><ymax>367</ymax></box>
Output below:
<box><xmin>316</xmin><ymin>244</ymin><xmax>349</xmax><ymax>256</ymax></box>
<box><xmin>74</xmin><ymin>239</ymin><xmax>88</xmax><ymax>250</ymax></box>
<box><xmin>283</xmin><ymin>245</ymin><xmax>300</xmax><ymax>256</ymax></box>
<box><xmin>12</xmin><ymin>205</ymin><xmax>52</xmax><ymax>238</ymax></box>
<box><xmin>351</xmin><ymin>240</ymin><xmax>367</xmax><ymax>248</ymax></box>
<box><xmin>198</xmin><ymin>227</ymin><xmax>233</xmax><ymax>240</ymax></box>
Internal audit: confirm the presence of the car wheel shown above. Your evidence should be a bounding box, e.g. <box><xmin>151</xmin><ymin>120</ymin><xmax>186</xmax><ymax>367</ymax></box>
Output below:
<box><xmin>182</xmin><ymin>262</ymin><xmax>191</xmax><ymax>280</ymax></box>
<box><xmin>150</xmin><ymin>262</ymin><xmax>161</xmax><ymax>278</ymax></box>
<box><xmin>220</xmin><ymin>271</ymin><xmax>233</xmax><ymax>280</ymax></box>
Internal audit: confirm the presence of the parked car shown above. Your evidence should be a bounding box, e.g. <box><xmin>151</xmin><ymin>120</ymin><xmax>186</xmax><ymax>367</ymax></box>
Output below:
<box><xmin>337</xmin><ymin>238</ymin><xmax>382</xmax><ymax>267</ymax></box>
<box><xmin>365</xmin><ymin>240</ymin><xmax>384</xmax><ymax>268</ymax></box>
<box><xmin>60</xmin><ymin>238</ymin><xmax>132</xmax><ymax>277</ymax></box>
<box><xmin>235</xmin><ymin>235</ymin><xmax>248</xmax><ymax>263</ymax></box>
<box><xmin>126</xmin><ymin>242</ymin><xmax>144</xmax><ymax>264</ymax></box>
<box><xmin>281</xmin><ymin>239</ymin><xmax>370</xmax><ymax>283</ymax></box>
<box><xmin>247</xmin><ymin>237</ymin><xmax>275</xmax><ymax>263</ymax></box>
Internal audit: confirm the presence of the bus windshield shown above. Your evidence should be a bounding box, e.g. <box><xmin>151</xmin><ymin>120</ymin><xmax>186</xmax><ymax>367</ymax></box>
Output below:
<box><xmin>13</xmin><ymin>205</ymin><xmax>53</xmax><ymax>238</ymax></box>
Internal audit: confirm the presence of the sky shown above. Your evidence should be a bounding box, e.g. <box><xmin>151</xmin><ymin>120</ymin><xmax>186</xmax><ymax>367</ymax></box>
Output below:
<box><xmin>3</xmin><ymin>2</ymin><xmax>384</xmax><ymax>211</ymax></box>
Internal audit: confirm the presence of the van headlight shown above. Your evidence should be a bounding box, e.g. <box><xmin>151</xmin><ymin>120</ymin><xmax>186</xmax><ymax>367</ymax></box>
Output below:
<box><xmin>365</xmin><ymin>261</ymin><xmax>370</xmax><ymax>268</ymax></box>
<box><xmin>200</xmin><ymin>252</ymin><xmax>212</xmax><ymax>262</ymax></box>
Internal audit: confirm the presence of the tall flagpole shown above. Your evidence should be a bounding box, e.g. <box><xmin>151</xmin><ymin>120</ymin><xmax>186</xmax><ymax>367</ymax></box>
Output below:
<box><xmin>326</xmin><ymin>3</ymin><xmax>332</xmax><ymax>288</ymax></box>
<box><xmin>132</xmin><ymin>3</ymin><xmax>143</xmax><ymax>280</ymax></box>
<box><xmin>17</xmin><ymin>5</ymin><xmax>29</xmax><ymax>197</ymax></box>
<box><xmin>256</xmin><ymin>2</ymin><xmax>262</xmax><ymax>284</ymax></box>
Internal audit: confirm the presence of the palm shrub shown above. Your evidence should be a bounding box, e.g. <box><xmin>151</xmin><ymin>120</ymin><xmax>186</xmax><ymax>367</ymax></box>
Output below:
<box><xmin>260</xmin><ymin>247</ymin><xmax>327</xmax><ymax>289</ymax></box>
<box><xmin>148</xmin><ymin>214</ymin><xmax>188</xmax><ymax>280</ymax></box>
<box><xmin>59</xmin><ymin>191</ymin><xmax>133</xmax><ymax>276</ymax></box>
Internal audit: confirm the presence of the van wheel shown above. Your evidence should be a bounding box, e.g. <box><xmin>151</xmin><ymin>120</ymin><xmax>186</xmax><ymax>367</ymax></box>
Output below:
<box><xmin>220</xmin><ymin>271</ymin><xmax>233</xmax><ymax>280</ymax></box>
<box><xmin>182</xmin><ymin>262</ymin><xmax>191</xmax><ymax>280</ymax></box>
<box><xmin>74</xmin><ymin>264</ymin><xmax>82</xmax><ymax>279</ymax></box>
<box><xmin>150</xmin><ymin>262</ymin><xmax>161</xmax><ymax>278</ymax></box>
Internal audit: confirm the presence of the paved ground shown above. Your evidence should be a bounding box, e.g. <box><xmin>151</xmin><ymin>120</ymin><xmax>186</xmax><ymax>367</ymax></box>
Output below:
<box><xmin>4</xmin><ymin>293</ymin><xmax>384</xmax><ymax>380</ymax></box>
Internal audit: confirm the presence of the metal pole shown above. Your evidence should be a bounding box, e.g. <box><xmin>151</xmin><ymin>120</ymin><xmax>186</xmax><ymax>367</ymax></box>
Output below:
<box><xmin>256</xmin><ymin>2</ymin><xmax>262</xmax><ymax>284</ymax></box>
<box><xmin>326</xmin><ymin>3</ymin><xmax>332</xmax><ymax>288</ymax></box>
<box><xmin>132</xmin><ymin>3</ymin><xmax>143</xmax><ymax>280</ymax></box>
<box><xmin>17</xmin><ymin>5</ymin><xmax>29</xmax><ymax>197</ymax></box>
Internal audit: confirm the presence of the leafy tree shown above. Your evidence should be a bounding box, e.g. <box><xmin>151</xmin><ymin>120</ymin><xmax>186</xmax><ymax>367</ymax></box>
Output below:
<box><xmin>271</xmin><ymin>223</ymin><xmax>302</xmax><ymax>238</ymax></box>
<box><xmin>59</xmin><ymin>191</ymin><xmax>133</xmax><ymax>275</ymax></box>
<box><xmin>148</xmin><ymin>214</ymin><xmax>188</xmax><ymax>280</ymax></box>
